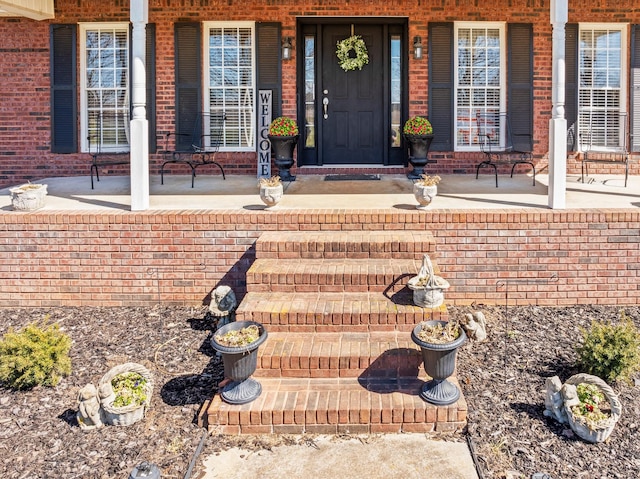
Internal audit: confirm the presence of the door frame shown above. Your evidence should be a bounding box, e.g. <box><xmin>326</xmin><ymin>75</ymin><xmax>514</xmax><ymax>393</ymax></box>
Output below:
<box><xmin>296</xmin><ymin>17</ymin><xmax>408</xmax><ymax>167</ymax></box>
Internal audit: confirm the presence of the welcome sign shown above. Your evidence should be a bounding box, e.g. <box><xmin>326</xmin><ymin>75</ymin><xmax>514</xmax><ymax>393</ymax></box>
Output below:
<box><xmin>257</xmin><ymin>90</ymin><xmax>272</xmax><ymax>178</ymax></box>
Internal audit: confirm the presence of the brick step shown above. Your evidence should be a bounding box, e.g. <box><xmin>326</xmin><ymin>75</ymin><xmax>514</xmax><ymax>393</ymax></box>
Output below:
<box><xmin>236</xmin><ymin>292</ymin><xmax>447</xmax><ymax>332</ymax></box>
<box><xmin>254</xmin><ymin>331</ymin><xmax>424</xmax><ymax>378</ymax></box>
<box><xmin>255</xmin><ymin>231</ymin><xmax>436</xmax><ymax>260</ymax></box>
<box><xmin>246</xmin><ymin>258</ymin><xmax>440</xmax><ymax>293</ymax></box>
<box><xmin>203</xmin><ymin>377</ymin><xmax>467</xmax><ymax>435</ymax></box>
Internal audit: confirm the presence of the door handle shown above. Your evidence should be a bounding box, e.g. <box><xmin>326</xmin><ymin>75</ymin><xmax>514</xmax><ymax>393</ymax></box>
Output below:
<box><xmin>322</xmin><ymin>97</ymin><xmax>329</xmax><ymax>119</ymax></box>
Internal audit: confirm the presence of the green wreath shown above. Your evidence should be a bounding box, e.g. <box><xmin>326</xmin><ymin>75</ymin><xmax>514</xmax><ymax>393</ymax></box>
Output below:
<box><xmin>336</xmin><ymin>35</ymin><xmax>369</xmax><ymax>72</ymax></box>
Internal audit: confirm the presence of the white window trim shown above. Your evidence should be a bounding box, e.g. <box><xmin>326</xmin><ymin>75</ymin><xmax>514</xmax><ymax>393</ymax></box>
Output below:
<box><xmin>79</xmin><ymin>22</ymin><xmax>131</xmax><ymax>154</ymax></box>
<box><xmin>203</xmin><ymin>21</ymin><xmax>256</xmax><ymax>152</ymax></box>
<box><xmin>577</xmin><ymin>23</ymin><xmax>628</xmax><ymax>152</ymax></box>
<box><xmin>453</xmin><ymin>22</ymin><xmax>506</xmax><ymax>152</ymax></box>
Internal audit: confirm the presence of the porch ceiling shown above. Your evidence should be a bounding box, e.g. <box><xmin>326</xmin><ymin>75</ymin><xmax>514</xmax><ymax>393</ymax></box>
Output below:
<box><xmin>0</xmin><ymin>0</ymin><xmax>54</xmax><ymax>20</ymax></box>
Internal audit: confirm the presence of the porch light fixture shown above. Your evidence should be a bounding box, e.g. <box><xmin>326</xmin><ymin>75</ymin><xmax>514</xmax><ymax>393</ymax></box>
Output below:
<box><xmin>282</xmin><ymin>37</ymin><xmax>293</xmax><ymax>61</ymax></box>
<box><xmin>413</xmin><ymin>36</ymin><xmax>423</xmax><ymax>60</ymax></box>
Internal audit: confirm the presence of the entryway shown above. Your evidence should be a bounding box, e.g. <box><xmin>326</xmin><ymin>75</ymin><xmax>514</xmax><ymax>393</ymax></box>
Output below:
<box><xmin>297</xmin><ymin>19</ymin><xmax>407</xmax><ymax>168</ymax></box>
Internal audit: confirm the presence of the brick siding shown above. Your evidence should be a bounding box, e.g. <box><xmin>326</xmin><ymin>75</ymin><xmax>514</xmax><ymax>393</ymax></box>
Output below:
<box><xmin>1</xmin><ymin>1</ymin><xmax>640</xmax><ymax>187</ymax></box>
<box><xmin>1</xmin><ymin>208</ymin><xmax>638</xmax><ymax>308</ymax></box>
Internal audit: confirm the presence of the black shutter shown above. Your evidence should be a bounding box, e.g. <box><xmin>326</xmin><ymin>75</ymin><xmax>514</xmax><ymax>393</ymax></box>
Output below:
<box><xmin>256</xmin><ymin>23</ymin><xmax>282</xmax><ymax>119</ymax></box>
<box><xmin>507</xmin><ymin>24</ymin><xmax>533</xmax><ymax>152</ymax></box>
<box><xmin>565</xmin><ymin>24</ymin><xmax>579</xmax><ymax>151</ymax></box>
<box><xmin>174</xmin><ymin>23</ymin><xmax>201</xmax><ymax>150</ymax></box>
<box><xmin>50</xmin><ymin>24</ymin><xmax>77</xmax><ymax>153</ymax></box>
<box><xmin>631</xmin><ymin>25</ymin><xmax>640</xmax><ymax>152</ymax></box>
<box><xmin>146</xmin><ymin>24</ymin><xmax>157</xmax><ymax>153</ymax></box>
<box><xmin>428</xmin><ymin>23</ymin><xmax>453</xmax><ymax>151</ymax></box>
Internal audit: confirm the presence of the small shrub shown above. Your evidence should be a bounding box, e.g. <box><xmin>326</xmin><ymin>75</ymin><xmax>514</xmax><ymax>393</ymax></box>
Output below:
<box><xmin>0</xmin><ymin>320</ymin><xmax>72</xmax><ymax>389</ymax></box>
<box><xmin>575</xmin><ymin>312</ymin><xmax>640</xmax><ymax>384</ymax></box>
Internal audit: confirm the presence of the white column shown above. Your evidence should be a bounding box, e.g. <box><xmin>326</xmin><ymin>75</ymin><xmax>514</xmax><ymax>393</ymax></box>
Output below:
<box><xmin>130</xmin><ymin>0</ymin><xmax>149</xmax><ymax>211</ymax></box>
<box><xmin>548</xmin><ymin>0</ymin><xmax>568</xmax><ymax>209</ymax></box>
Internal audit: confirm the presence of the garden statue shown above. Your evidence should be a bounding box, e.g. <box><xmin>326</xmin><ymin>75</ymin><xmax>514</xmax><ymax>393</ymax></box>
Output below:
<box><xmin>208</xmin><ymin>285</ymin><xmax>237</xmax><ymax>330</ymax></box>
<box><xmin>543</xmin><ymin>374</ymin><xmax>622</xmax><ymax>443</ymax></box>
<box><xmin>460</xmin><ymin>311</ymin><xmax>487</xmax><ymax>342</ymax></box>
<box><xmin>77</xmin><ymin>363</ymin><xmax>153</xmax><ymax>429</ymax></box>
<box><xmin>543</xmin><ymin>376</ymin><xmax>568</xmax><ymax>423</ymax></box>
<box><xmin>407</xmin><ymin>254</ymin><xmax>450</xmax><ymax>308</ymax></box>
<box><xmin>77</xmin><ymin>383</ymin><xmax>104</xmax><ymax>431</ymax></box>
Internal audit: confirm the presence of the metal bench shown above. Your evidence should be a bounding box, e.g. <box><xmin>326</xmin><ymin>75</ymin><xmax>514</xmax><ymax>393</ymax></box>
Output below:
<box><xmin>161</xmin><ymin>112</ymin><xmax>225</xmax><ymax>188</ymax></box>
<box><xmin>476</xmin><ymin>111</ymin><xmax>536</xmax><ymax>188</ymax></box>
<box><xmin>579</xmin><ymin>112</ymin><xmax>629</xmax><ymax>187</ymax></box>
<box><xmin>88</xmin><ymin>122</ymin><xmax>129</xmax><ymax>190</ymax></box>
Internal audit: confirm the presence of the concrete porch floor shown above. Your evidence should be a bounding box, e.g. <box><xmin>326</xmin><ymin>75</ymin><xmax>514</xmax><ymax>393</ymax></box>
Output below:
<box><xmin>1</xmin><ymin>172</ymin><xmax>638</xmax><ymax>211</ymax></box>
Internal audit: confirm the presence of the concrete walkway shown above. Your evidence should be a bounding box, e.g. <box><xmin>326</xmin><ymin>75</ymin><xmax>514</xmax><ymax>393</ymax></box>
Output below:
<box><xmin>200</xmin><ymin>433</ymin><xmax>479</xmax><ymax>479</ymax></box>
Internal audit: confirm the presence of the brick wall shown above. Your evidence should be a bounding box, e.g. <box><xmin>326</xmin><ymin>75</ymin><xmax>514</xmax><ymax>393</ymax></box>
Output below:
<box><xmin>1</xmin><ymin>1</ymin><xmax>639</xmax><ymax>187</ymax></box>
<box><xmin>1</xmin><ymin>208</ymin><xmax>638</xmax><ymax>308</ymax></box>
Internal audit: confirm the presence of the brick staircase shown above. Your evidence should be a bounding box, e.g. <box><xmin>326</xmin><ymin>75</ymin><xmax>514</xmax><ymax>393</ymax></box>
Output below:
<box><xmin>202</xmin><ymin>231</ymin><xmax>467</xmax><ymax>434</ymax></box>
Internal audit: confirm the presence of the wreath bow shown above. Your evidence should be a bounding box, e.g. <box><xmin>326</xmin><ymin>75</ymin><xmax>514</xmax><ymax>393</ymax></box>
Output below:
<box><xmin>336</xmin><ymin>35</ymin><xmax>369</xmax><ymax>72</ymax></box>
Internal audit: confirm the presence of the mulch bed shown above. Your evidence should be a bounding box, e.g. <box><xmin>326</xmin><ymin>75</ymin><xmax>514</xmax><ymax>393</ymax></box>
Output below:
<box><xmin>0</xmin><ymin>304</ymin><xmax>638</xmax><ymax>479</ymax></box>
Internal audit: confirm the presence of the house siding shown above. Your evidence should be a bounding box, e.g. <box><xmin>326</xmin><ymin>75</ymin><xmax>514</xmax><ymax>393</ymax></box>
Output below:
<box><xmin>0</xmin><ymin>0</ymin><xmax>639</xmax><ymax>186</ymax></box>
<box><xmin>1</xmin><ymin>209</ymin><xmax>639</xmax><ymax>308</ymax></box>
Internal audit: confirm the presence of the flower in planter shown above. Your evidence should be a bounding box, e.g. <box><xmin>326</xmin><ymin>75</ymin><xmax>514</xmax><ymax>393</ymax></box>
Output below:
<box><xmin>570</xmin><ymin>383</ymin><xmax>612</xmax><ymax>430</ymax></box>
<box><xmin>268</xmin><ymin>116</ymin><xmax>299</xmax><ymax>137</ymax></box>
<box><xmin>214</xmin><ymin>324</ymin><xmax>261</xmax><ymax>347</ymax></box>
<box><xmin>415</xmin><ymin>320</ymin><xmax>462</xmax><ymax>344</ymax></box>
<box><xmin>403</xmin><ymin>116</ymin><xmax>433</xmax><ymax>136</ymax></box>
<box><xmin>415</xmin><ymin>174</ymin><xmax>441</xmax><ymax>186</ymax></box>
<box><xmin>258</xmin><ymin>176</ymin><xmax>282</xmax><ymax>187</ymax></box>
<box><xmin>111</xmin><ymin>371</ymin><xmax>149</xmax><ymax>408</ymax></box>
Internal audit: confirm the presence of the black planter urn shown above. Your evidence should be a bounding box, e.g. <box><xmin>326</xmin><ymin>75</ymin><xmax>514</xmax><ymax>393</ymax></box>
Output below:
<box><xmin>268</xmin><ymin>134</ymin><xmax>299</xmax><ymax>181</ymax></box>
<box><xmin>210</xmin><ymin>321</ymin><xmax>268</xmax><ymax>405</ymax></box>
<box><xmin>404</xmin><ymin>134</ymin><xmax>434</xmax><ymax>179</ymax></box>
<box><xmin>411</xmin><ymin>321</ymin><xmax>466</xmax><ymax>405</ymax></box>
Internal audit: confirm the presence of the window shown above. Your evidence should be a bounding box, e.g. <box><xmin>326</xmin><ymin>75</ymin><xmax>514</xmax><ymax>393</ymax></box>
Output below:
<box><xmin>303</xmin><ymin>35</ymin><xmax>316</xmax><ymax>149</ymax></box>
<box><xmin>390</xmin><ymin>35</ymin><xmax>401</xmax><ymax>148</ymax></box>
<box><xmin>205</xmin><ymin>22</ymin><xmax>255</xmax><ymax>151</ymax></box>
<box><xmin>454</xmin><ymin>23</ymin><xmax>506</xmax><ymax>151</ymax></box>
<box><xmin>80</xmin><ymin>23</ymin><xmax>130</xmax><ymax>153</ymax></box>
<box><xmin>578</xmin><ymin>24</ymin><xmax>627</xmax><ymax>149</ymax></box>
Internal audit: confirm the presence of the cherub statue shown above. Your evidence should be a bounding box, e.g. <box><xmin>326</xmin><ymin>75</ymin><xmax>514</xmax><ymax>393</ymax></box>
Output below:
<box><xmin>543</xmin><ymin>376</ymin><xmax>568</xmax><ymax>424</ymax></box>
<box><xmin>208</xmin><ymin>285</ymin><xmax>237</xmax><ymax>330</ymax></box>
<box><xmin>77</xmin><ymin>383</ymin><xmax>104</xmax><ymax>431</ymax></box>
<box><xmin>460</xmin><ymin>311</ymin><xmax>487</xmax><ymax>342</ymax></box>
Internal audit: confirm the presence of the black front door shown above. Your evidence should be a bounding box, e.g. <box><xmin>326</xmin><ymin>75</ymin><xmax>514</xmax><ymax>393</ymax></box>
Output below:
<box><xmin>320</xmin><ymin>24</ymin><xmax>385</xmax><ymax>164</ymax></box>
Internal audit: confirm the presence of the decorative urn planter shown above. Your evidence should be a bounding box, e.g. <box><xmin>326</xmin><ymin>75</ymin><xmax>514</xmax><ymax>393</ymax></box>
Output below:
<box><xmin>211</xmin><ymin>320</ymin><xmax>268</xmax><ymax>404</ymax></box>
<box><xmin>267</xmin><ymin>116</ymin><xmax>300</xmax><ymax>182</ymax></box>
<box><xmin>267</xmin><ymin>134</ymin><xmax>299</xmax><ymax>181</ymax></box>
<box><xmin>411</xmin><ymin>320</ymin><xmax>466</xmax><ymax>405</ymax></box>
<box><xmin>9</xmin><ymin>183</ymin><xmax>47</xmax><ymax>211</ymax></box>
<box><xmin>259</xmin><ymin>184</ymin><xmax>284</xmax><ymax>208</ymax></box>
<box><xmin>412</xmin><ymin>183</ymin><xmax>437</xmax><ymax>209</ymax></box>
<box><xmin>407</xmin><ymin>253</ymin><xmax>450</xmax><ymax>308</ymax></box>
<box><xmin>563</xmin><ymin>373</ymin><xmax>622</xmax><ymax>443</ymax></box>
<box><xmin>98</xmin><ymin>363</ymin><xmax>154</xmax><ymax>426</ymax></box>
<box><xmin>404</xmin><ymin>134</ymin><xmax>435</xmax><ymax>179</ymax></box>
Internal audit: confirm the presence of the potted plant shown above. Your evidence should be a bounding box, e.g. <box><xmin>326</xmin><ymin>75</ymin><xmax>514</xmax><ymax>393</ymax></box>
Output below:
<box><xmin>411</xmin><ymin>320</ymin><xmax>466</xmax><ymax>405</ymax></box>
<box><xmin>98</xmin><ymin>362</ymin><xmax>153</xmax><ymax>426</ymax></box>
<box><xmin>267</xmin><ymin>116</ymin><xmax>299</xmax><ymax>181</ymax></box>
<box><xmin>210</xmin><ymin>321</ymin><xmax>268</xmax><ymax>404</ymax></box>
<box><xmin>562</xmin><ymin>373</ymin><xmax>622</xmax><ymax>443</ymax></box>
<box><xmin>407</xmin><ymin>253</ymin><xmax>450</xmax><ymax>308</ymax></box>
<box><xmin>403</xmin><ymin>116</ymin><xmax>435</xmax><ymax>179</ymax></box>
<box><xmin>9</xmin><ymin>182</ymin><xmax>47</xmax><ymax>211</ymax></box>
<box><xmin>412</xmin><ymin>174</ymin><xmax>441</xmax><ymax>209</ymax></box>
<box><xmin>258</xmin><ymin>176</ymin><xmax>283</xmax><ymax>208</ymax></box>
